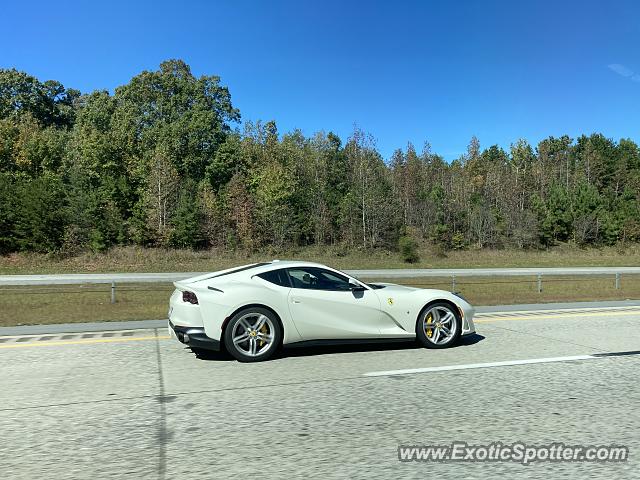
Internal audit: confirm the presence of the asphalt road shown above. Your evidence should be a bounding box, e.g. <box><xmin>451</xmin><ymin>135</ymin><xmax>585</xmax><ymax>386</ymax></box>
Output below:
<box><xmin>3</xmin><ymin>266</ymin><xmax>640</xmax><ymax>285</ymax></box>
<box><xmin>0</xmin><ymin>305</ymin><xmax>638</xmax><ymax>479</ymax></box>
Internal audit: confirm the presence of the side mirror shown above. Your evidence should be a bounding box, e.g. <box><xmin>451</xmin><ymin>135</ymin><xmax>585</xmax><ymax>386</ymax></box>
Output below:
<box><xmin>349</xmin><ymin>280</ymin><xmax>366</xmax><ymax>292</ymax></box>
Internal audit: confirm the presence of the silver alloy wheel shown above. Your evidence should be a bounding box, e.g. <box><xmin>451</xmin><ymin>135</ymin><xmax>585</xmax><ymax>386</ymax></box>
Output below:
<box><xmin>422</xmin><ymin>305</ymin><xmax>457</xmax><ymax>346</ymax></box>
<box><xmin>231</xmin><ymin>312</ymin><xmax>276</xmax><ymax>357</ymax></box>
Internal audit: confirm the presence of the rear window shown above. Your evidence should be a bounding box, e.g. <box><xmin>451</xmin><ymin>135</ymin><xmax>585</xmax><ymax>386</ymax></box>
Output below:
<box><xmin>257</xmin><ymin>268</ymin><xmax>291</xmax><ymax>287</ymax></box>
<box><xmin>206</xmin><ymin>262</ymin><xmax>271</xmax><ymax>280</ymax></box>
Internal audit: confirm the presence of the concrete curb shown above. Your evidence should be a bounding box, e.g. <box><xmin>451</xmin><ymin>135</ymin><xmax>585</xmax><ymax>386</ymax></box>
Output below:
<box><xmin>0</xmin><ymin>319</ymin><xmax>167</xmax><ymax>336</ymax></box>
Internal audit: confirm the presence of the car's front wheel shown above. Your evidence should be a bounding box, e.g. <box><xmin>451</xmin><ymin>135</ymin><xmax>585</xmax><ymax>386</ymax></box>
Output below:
<box><xmin>416</xmin><ymin>302</ymin><xmax>461</xmax><ymax>349</ymax></box>
<box><xmin>224</xmin><ymin>307</ymin><xmax>282</xmax><ymax>362</ymax></box>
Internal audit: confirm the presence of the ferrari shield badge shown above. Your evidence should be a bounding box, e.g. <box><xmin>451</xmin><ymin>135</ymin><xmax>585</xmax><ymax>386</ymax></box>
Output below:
<box><xmin>387</xmin><ymin>297</ymin><xmax>394</xmax><ymax>306</ymax></box>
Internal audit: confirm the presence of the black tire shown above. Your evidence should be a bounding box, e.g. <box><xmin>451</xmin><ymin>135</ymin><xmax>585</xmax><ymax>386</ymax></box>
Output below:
<box><xmin>223</xmin><ymin>307</ymin><xmax>282</xmax><ymax>362</ymax></box>
<box><xmin>415</xmin><ymin>301</ymin><xmax>462</xmax><ymax>349</ymax></box>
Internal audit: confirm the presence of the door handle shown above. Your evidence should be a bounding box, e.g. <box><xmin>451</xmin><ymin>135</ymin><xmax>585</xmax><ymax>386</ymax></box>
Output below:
<box><xmin>291</xmin><ymin>298</ymin><xmax>301</xmax><ymax>304</ymax></box>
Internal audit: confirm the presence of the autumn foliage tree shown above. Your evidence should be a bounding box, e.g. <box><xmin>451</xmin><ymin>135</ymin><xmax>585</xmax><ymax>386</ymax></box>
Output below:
<box><xmin>1</xmin><ymin>61</ymin><xmax>640</xmax><ymax>256</ymax></box>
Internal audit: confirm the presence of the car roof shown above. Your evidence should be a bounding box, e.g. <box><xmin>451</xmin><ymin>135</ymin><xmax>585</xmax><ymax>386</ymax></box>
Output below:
<box><xmin>256</xmin><ymin>260</ymin><xmax>328</xmax><ymax>272</ymax></box>
<box><xmin>251</xmin><ymin>261</ymin><xmax>361</xmax><ymax>282</ymax></box>
<box><xmin>180</xmin><ymin>260</ymin><xmax>347</xmax><ymax>286</ymax></box>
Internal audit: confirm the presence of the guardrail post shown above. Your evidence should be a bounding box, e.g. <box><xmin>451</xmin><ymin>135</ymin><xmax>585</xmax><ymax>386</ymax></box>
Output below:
<box><xmin>452</xmin><ymin>274</ymin><xmax>456</xmax><ymax>291</ymax></box>
<box><xmin>111</xmin><ymin>281</ymin><xmax>116</xmax><ymax>304</ymax></box>
<box><xmin>615</xmin><ymin>273</ymin><xmax>621</xmax><ymax>289</ymax></box>
<box><xmin>537</xmin><ymin>274</ymin><xmax>542</xmax><ymax>293</ymax></box>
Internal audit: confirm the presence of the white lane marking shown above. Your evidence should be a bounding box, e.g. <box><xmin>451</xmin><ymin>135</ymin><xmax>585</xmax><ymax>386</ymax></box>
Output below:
<box><xmin>475</xmin><ymin>309</ymin><xmax>640</xmax><ymax>323</ymax></box>
<box><xmin>476</xmin><ymin>305</ymin><xmax>640</xmax><ymax>317</ymax></box>
<box><xmin>363</xmin><ymin>354</ymin><xmax>596</xmax><ymax>377</ymax></box>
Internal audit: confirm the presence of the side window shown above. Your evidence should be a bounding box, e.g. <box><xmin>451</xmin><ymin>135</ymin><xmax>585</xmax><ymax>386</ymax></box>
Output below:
<box><xmin>287</xmin><ymin>267</ymin><xmax>351</xmax><ymax>291</ymax></box>
<box><xmin>257</xmin><ymin>269</ymin><xmax>291</xmax><ymax>287</ymax></box>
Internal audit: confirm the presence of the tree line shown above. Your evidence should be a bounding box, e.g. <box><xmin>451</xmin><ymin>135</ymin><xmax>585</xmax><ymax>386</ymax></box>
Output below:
<box><xmin>1</xmin><ymin>59</ymin><xmax>639</xmax><ymax>258</ymax></box>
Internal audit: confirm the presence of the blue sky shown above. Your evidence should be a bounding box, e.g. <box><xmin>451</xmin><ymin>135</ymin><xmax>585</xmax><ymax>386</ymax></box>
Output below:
<box><xmin>2</xmin><ymin>0</ymin><xmax>639</xmax><ymax>160</ymax></box>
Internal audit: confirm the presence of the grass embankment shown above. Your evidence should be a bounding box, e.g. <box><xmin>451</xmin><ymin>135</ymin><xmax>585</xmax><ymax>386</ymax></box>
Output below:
<box><xmin>2</xmin><ymin>244</ymin><xmax>640</xmax><ymax>274</ymax></box>
<box><xmin>1</xmin><ymin>245</ymin><xmax>640</xmax><ymax>327</ymax></box>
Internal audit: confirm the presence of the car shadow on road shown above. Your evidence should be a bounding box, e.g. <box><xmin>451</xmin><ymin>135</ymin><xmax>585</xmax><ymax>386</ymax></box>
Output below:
<box><xmin>191</xmin><ymin>333</ymin><xmax>485</xmax><ymax>362</ymax></box>
<box><xmin>278</xmin><ymin>333</ymin><xmax>485</xmax><ymax>359</ymax></box>
<box><xmin>187</xmin><ymin>347</ymin><xmax>234</xmax><ymax>361</ymax></box>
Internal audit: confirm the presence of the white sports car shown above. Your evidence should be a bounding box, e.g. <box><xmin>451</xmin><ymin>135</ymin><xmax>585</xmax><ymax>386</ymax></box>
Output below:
<box><xmin>168</xmin><ymin>261</ymin><xmax>476</xmax><ymax>362</ymax></box>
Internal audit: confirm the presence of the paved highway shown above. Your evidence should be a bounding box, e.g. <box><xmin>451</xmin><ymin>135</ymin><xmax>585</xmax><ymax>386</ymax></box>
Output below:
<box><xmin>3</xmin><ymin>266</ymin><xmax>640</xmax><ymax>285</ymax></box>
<box><xmin>0</xmin><ymin>305</ymin><xmax>638</xmax><ymax>479</ymax></box>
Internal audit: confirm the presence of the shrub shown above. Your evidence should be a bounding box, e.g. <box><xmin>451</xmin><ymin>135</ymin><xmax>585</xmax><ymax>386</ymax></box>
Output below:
<box><xmin>398</xmin><ymin>234</ymin><xmax>420</xmax><ymax>263</ymax></box>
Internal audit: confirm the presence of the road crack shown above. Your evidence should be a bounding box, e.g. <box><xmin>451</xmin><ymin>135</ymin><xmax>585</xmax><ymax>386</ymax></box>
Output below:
<box><xmin>154</xmin><ymin>328</ymin><xmax>169</xmax><ymax>480</ymax></box>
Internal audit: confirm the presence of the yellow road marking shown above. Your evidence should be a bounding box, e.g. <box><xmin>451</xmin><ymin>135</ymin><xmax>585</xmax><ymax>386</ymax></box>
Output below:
<box><xmin>476</xmin><ymin>310</ymin><xmax>640</xmax><ymax>323</ymax></box>
<box><xmin>0</xmin><ymin>335</ymin><xmax>171</xmax><ymax>349</ymax></box>
<box><xmin>1</xmin><ymin>308</ymin><xmax>638</xmax><ymax>348</ymax></box>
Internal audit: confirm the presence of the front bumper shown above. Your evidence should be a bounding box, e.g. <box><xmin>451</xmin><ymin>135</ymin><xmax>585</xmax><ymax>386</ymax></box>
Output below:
<box><xmin>454</xmin><ymin>300</ymin><xmax>476</xmax><ymax>336</ymax></box>
<box><xmin>461</xmin><ymin>311</ymin><xmax>476</xmax><ymax>336</ymax></box>
<box><xmin>169</xmin><ymin>320</ymin><xmax>221</xmax><ymax>352</ymax></box>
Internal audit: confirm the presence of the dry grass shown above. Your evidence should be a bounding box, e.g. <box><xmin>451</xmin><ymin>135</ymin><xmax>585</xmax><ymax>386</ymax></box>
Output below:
<box><xmin>364</xmin><ymin>275</ymin><xmax>640</xmax><ymax>307</ymax></box>
<box><xmin>2</xmin><ymin>245</ymin><xmax>640</xmax><ymax>327</ymax></box>
<box><xmin>2</xmin><ymin>274</ymin><xmax>640</xmax><ymax>327</ymax></box>
<box><xmin>1</xmin><ymin>244</ymin><xmax>640</xmax><ymax>274</ymax></box>
<box><xmin>0</xmin><ymin>283</ymin><xmax>174</xmax><ymax>327</ymax></box>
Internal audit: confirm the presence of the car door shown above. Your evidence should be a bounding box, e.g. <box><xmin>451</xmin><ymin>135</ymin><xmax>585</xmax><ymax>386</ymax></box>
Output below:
<box><xmin>286</xmin><ymin>266</ymin><xmax>387</xmax><ymax>340</ymax></box>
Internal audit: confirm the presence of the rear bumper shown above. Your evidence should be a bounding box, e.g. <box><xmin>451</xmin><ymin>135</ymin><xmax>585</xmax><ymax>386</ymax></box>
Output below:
<box><xmin>169</xmin><ymin>320</ymin><xmax>221</xmax><ymax>351</ymax></box>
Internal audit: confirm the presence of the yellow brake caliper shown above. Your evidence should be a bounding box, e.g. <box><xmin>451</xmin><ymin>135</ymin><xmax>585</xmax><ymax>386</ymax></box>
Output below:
<box><xmin>425</xmin><ymin>313</ymin><xmax>433</xmax><ymax>338</ymax></box>
<box><xmin>259</xmin><ymin>324</ymin><xmax>268</xmax><ymax>346</ymax></box>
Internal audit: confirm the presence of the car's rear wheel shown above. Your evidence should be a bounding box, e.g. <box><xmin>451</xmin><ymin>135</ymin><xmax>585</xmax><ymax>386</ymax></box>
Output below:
<box><xmin>416</xmin><ymin>302</ymin><xmax>461</xmax><ymax>349</ymax></box>
<box><xmin>224</xmin><ymin>307</ymin><xmax>282</xmax><ymax>362</ymax></box>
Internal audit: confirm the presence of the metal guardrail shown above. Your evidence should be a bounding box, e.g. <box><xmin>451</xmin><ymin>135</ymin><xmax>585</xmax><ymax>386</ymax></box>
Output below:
<box><xmin>3</xmin><ymin>267</ymin><xmax>640</xmax><ymax>286</ymax></box>
<box><xmin>1</xmin><ymin>267</ymin><xmax>639</xmax><ymax>303</ymax></box>
<box><xmin>351</xmin><ymin>267</ymin><xmax>640</xmax><ymax>293</ymax></box>
<box><xmin>0</xmin><ymin>272</ymin><xmax>201</xmax><ymax>286</ymax></box>
<box><xmin>350</xmin><ymin>267</ymin><xmax>640</xmax><ymax>277</ymax></box>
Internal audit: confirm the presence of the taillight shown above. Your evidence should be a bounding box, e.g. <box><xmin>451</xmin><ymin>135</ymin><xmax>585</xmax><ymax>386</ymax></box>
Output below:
<box><xmin>182</xmin><ymin>291</ymin><xmax>198</xmax><ymax>304</ymax></box>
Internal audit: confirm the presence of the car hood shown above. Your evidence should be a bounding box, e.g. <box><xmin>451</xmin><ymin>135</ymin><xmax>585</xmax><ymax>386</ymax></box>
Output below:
<box><xmin>373</xmin><ymin>283</ymin><xmax>459</xmax><ymax>301</ymax></box>
<box><xmin>370</xmin><ymin>283</ymin><xmax>420</xmax><ymax>293</ymax></box>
